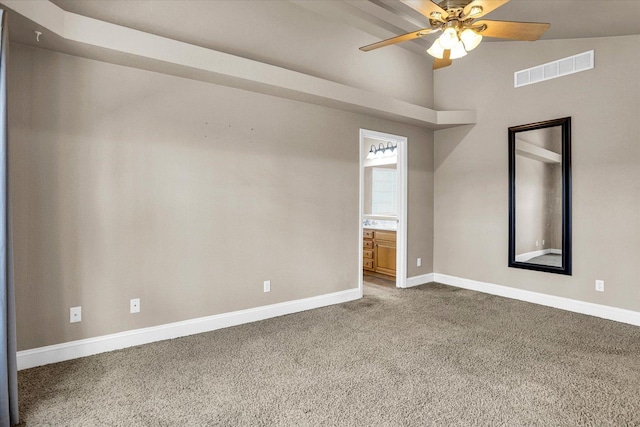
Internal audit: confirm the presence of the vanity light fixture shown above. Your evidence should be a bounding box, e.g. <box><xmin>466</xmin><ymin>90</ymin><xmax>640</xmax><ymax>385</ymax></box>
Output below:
<box><xmin>383</xmin><ymin>142</ymin><xmax>396</xmax><ymax>156</ymax></box>
<box><xmin>366</xmin><ymin>145</ymin><xmax>376</xmax><ymax>159</ymax></box>
<box><xmin>366</xmin><ymin>142</ymin><xmax>397</xmax><ymax>159</ymax></box>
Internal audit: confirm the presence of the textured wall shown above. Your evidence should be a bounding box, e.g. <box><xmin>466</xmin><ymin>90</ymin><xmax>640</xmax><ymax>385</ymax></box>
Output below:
<box><xmin>9</xmin><ymin>44</ymin><xmax>434</xmax><ymax>350</ymax></box>
<box><xmin>434</xmin><ymin>35</ymin><xmax>640</xmax><ymax>312</ymax></box>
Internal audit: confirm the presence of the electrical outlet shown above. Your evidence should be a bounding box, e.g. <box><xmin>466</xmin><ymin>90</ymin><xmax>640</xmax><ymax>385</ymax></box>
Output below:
<box><xmin>595</xmin><ymin>280</ymin><xmax>604</xmax><ymax>292</ymax></box>
<box><xmin>263</xmin><ymin>280</ymin><xmax>271</xmax><ymax>293</ymax></box>
<box><xmin>417</xmin><ymin>258</ymin><xmax>422</xmax><ymax>267</ymax></box>
<box><xmin>130</xmin><ymin>298</ymin><xmax>140</xmax><ymax>313</ymax></box>
<box><xmin>535</xmin><ymin>240</ymin><xmax>539</xmax><ymax>247</ymax></box>
<box><xmin>70</xmin><ymin>306</ymin><xmax>81</xmax><ymax>323</ymax></box>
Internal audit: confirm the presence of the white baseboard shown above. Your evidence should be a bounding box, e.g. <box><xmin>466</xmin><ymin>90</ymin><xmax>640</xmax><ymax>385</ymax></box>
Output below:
<box><xmin>434</xmin><ymin>273</ymin><xmax>640</xmax><ymax>327</ymax></box>
<box><xmin>17</xmin><ymin>288</ymin><xmax>361</xmax><ymax>370</ymax></box>
<box><xmin>20</xmin><ymin>274</ymin><xmax>639</xmax><ymax>370</ymax></box>
<box><xmin>405</xmin><ymin>273</ymin><xmax>434</xmax><ymax>288</ymax></box>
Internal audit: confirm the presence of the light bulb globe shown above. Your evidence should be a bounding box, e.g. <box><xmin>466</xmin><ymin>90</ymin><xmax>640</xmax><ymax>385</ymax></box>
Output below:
<box><xmin>460</xmin><ymin>28</ymin><xmax>482</xmax><ymax>52</ymax></box>
<box><xmin>426</xmin><ymin>39</ymin><xmax>445</xmax><ymax>59</ymax></box>
<box><xmin>449</xmin><ymin>40</ymin><xmax>468</xmax><ymax>60</ymax></box>
<box><xmin>438</xmin><ymin>27</ymin><xmax>459</xmax><ymax>50</ymax></box>
<box><xmin>384</xmin><ymin>143</ymin><xmax>394</xmax><ymax>156</ymax></box>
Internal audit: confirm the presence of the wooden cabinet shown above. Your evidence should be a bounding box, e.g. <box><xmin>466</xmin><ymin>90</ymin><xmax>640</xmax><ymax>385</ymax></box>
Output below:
<box><xmin>375</xmin><ymin>239</ymin><xmax>396</xmax><ymax>276</ymax></box>
<box><xmin>363</xmin><ymin>228</ymin><xmax>396</xmax><ymax>278</ymax></box>
<box><xmin>363</xmin><ymin>232</ymin><xmax>375</xmax><ymax>272</ymax></box>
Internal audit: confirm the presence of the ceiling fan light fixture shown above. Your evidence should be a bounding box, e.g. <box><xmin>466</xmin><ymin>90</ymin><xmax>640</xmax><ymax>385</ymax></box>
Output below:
<box><xmin>358</xmin><ymin>0</ymin><xmax>550</xmax><ymax>71</ymax></box>
<box><xmin>449</xmin><ymin>40</ymin><xmax>468</xmax><ymax>59</ymax></box>
<box><xmin>460</xmin><ymin>28</ymin><xmax>482</xmax><ymax>51</ymax></box>
<box><xmin>438</xmin><ymin>27</ymin><xmax>459</xmax><ymax>50</ymax></box>
<box><xmin>426</xmin><ymin>39</ymin><xmax>445</xmax><ymax>59</ymax></box>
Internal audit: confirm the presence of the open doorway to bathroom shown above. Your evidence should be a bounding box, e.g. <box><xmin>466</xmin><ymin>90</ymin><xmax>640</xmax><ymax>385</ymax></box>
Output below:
<box><xmin>358</xmin><ymin>129</ymin><xmax>407</xmax><ymax>295</ymax></box>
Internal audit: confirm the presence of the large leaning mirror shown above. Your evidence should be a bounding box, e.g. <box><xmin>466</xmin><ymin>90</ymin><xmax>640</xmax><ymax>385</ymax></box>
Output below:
<box><xmin>509</xmin><ymin>117</ymin><xmax>571</xmax><ymax>275</ymax></box>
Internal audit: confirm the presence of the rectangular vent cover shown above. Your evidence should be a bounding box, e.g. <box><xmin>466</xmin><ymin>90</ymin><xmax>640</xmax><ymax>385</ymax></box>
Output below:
<box><xmin>515</xmin><ymin>50</ymin><xmax>594</xmax><ymax>88</ymax></box>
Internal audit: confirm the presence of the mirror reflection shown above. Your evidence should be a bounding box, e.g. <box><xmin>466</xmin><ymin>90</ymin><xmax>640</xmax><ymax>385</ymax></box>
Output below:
<box><xmin>515</xmin><ymin>127</ymin><xmax>563</xmax><ymax>268</ymax></box>
<box><xmin>363</xmin><ymin>138</ymin><xmax>398</xmax><ymax>221</ymax></box>
<box><xmin>509</xmin><ymin>117</ymin><xmax>571</xmax><ymax>275</ymax></box>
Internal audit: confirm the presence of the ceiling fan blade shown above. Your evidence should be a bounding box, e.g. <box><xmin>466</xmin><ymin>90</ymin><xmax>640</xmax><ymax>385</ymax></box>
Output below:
<box><xmin>401</xmin><ymin>0</ymin><xmax>449</xmax><ymax>21</ymax></box>
<box><xmin>359</xmin><ymin>28</ymin><xmax>438</xmax><ymax>51</ymax></box>
<box><xmin>463</xmin><ymin>0</ymin><xmax>509</xmax><ymax>19</ymax></box>
<box><xmin>433</xmin><ymin>49</ymin><xmax>452</xmax><ymax>70</ymax></box>
<box><xmin>475</xmin><ymin>20</ymin><xmax>550</xmax><ymax>41</ymax></box>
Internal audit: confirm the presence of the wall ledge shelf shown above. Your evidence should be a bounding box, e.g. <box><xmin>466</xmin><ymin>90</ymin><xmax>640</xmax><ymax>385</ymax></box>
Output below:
<box><xmin>2</xmin><ymin>0</ymin><xmax>476</xmax><ymax>130</ymax></box>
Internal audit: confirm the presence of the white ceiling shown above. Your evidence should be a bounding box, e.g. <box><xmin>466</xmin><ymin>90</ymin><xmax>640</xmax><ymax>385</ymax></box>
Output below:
<box><xmin>45</xmin><ymin>0</ymin><xmax>640</xmax><ymax>56</ymax></box>
<box><xmin>2</xmin><ymin>0</ymin><xmax>637</xmax><ymax>65</ymax></box>
<box><xmin>372</xmin><ymin>0</ymin><xmax>640</xmax><ymax>40</ymax></box>
<box><xmin>1</xmin><ymin>0</ymin><xmax>637</xmax><ymax>127</ymax></box>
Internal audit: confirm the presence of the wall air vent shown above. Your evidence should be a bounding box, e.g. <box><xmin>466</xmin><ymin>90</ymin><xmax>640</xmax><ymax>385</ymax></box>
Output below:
<box><xmin>514</xmin><ymin>50</ymin><xmax>594</xmax><ymax>88</ymax></box>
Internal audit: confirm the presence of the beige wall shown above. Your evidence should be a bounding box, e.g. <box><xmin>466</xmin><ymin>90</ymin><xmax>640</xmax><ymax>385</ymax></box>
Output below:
<box><xmin>434</xmin><ymin>35</ymin><xmax>640</xmax><ymax>312</ymax></box>
<box><xmin>9</xmin><ymin>44</ymin><xmax>434</xmax><ymax>350</ymax></box>
<box><xmin>407</xmin><ymin>133</ymin><xmax>434</xmax><ymax>277</ymax></box>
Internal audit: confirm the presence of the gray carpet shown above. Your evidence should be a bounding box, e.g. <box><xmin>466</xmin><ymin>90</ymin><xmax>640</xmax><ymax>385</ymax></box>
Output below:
<box><xmin>18</xmin><ymin>283</ymin><xmax>640</xmax><ymax>426</ymax></box>
<box><xmin>526</xmin><ymin>254</ymin><xmax>563</xmax><ymax>268</ymax></box>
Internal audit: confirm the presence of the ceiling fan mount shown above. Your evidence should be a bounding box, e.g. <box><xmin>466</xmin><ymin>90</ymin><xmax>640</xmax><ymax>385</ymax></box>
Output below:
<box><xmin>436</xmin><ymin>0</ymin><xmax>475</xmax><ymax>11</ymax></box>
<box><xmin>359</xmin><ymin>0</ymin><xmax>550</xmax><ymax>70</ymax></box>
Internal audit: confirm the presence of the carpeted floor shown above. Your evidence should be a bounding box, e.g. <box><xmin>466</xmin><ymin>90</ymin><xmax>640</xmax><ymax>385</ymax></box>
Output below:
<box><xmin>17</xmin><ymin>282</ymin><xmax>640</xmax><ymax>426</ymax></box>
<box><xmin>526</xmin><ymin>253</ymin><xmax>563</xmax><ymax>268</ymax></box>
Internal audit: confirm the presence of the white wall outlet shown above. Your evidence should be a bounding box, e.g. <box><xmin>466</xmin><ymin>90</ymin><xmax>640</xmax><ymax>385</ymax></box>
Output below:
<box><xmin>417</xmin><ymin>258</ymin><xmax>422</xmax><ymax>267</ymax></box>
<box><xmin>542</xmin><ymin>239</ymin><xmax>545</xmax><ymax>246</ymax></box>
<box><xmin>263</xmin><ymin>280</ymin><xmax>271</xmax><ymax>293</ymax></box>
<box><xmin>595</xmin><ymin>280</ymin><xmax>604</xmax><ymax>292</ymax></box>
<box><xmin>130</xmin><ymin>298</ymin><xmax>140</xmax><ymax>313</ymax></box>
<box><xmin>535</xmin><ymin>240</ymin><xmax>539</xmax><ymax>247</ymax></box>
<box><xmin>70</xmin><ymin>306</ymin><xmax>81</xmax><ymax>323</ymax></box>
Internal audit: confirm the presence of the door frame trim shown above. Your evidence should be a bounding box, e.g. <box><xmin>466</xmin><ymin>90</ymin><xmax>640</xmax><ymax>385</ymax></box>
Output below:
<box><xmin>359</xmin><ymin>129</ymin><xmax>408</xmax><ymax>293</ymax></box>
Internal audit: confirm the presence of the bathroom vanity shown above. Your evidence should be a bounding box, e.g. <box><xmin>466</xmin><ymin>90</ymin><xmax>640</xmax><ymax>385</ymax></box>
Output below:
<box><xmin>363</xmin><ymin>227</ymin><xmax>396</xmax><ymax>278</ymax></box>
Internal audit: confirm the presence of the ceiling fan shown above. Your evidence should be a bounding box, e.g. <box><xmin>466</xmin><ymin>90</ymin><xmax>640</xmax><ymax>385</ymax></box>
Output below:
<box><xmin>360</xmin><ymin>0</ymin><xmax>550</xmax><ymax>69</ymax></box>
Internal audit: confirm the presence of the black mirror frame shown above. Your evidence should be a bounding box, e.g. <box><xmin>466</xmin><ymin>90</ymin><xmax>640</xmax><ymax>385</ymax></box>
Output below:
<box><xmin>508</xmin><ymin>117</ymin><xmax>572</xmax><ymax>275</ymax></box>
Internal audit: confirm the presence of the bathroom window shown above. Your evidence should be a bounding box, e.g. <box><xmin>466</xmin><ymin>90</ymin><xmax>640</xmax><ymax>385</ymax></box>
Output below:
<box><xmin>371</xmin><ymin>168</ymin><xmax>397</xmax><ymax>215</ymax></box>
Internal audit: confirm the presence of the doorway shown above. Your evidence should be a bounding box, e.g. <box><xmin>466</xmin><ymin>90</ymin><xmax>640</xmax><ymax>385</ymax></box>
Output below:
<box><xmin>358</xmin><ymin>129</ymin><xmax>408</xmax><ymax>296</ymax></box>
